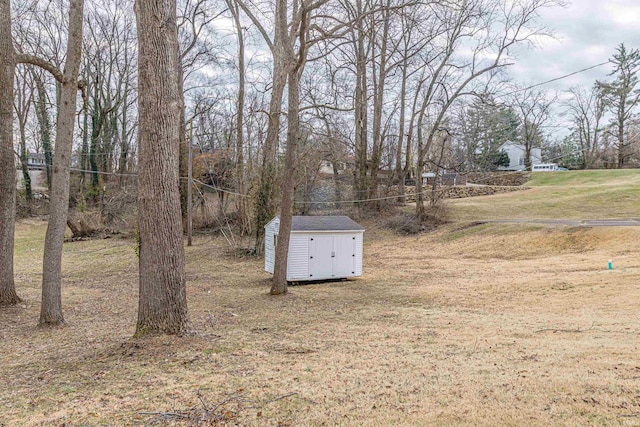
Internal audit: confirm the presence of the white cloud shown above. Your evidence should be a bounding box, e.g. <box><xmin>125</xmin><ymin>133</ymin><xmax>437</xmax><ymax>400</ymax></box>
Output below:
<box><xmin>507</xmin><ymin>0</ymin><xmax>640</xmax><ymax>91</ymax></box>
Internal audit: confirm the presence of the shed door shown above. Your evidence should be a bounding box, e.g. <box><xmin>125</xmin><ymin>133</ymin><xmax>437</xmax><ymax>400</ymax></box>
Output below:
<box><xmin>333</xmin><ymin>235</ymin><xmax>356</xmax><ymax>278</ymax></box>
<box><xmin>309</xmin><ymin>235</ymin><xmax>334</xmax><ymax>279</ymax></box>
<box><xmin>309</xmin><ymin>234</ymin><xmax>356</xmax><ymax>279</ymax></box>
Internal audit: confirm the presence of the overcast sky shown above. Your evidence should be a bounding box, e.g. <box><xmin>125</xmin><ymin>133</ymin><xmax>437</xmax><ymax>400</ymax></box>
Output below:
<box><xmin>508</xmin><ymin>0</ymin><xmax>640</xmax><ymax>92</ymax></box>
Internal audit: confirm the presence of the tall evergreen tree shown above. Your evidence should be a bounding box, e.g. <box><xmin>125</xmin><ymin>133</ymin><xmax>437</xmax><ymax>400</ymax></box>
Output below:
<box><xmin>597</xmin><ymin>43</ymin><xmax>640</xmax><ymax>168</ymax></box>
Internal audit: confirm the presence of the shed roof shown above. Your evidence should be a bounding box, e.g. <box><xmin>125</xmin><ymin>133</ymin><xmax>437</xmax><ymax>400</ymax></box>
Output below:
<box><xmin>284</xmin><ymin>215</ymin><xmax>365</xmax><ymax>232</ymax></box>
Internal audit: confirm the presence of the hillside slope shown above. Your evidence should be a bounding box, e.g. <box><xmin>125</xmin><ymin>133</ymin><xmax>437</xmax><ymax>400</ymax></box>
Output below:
<box><xmin>449</xmin><ymin>169</ymin><xmax>640</xmax><ymax>221</ymax></box>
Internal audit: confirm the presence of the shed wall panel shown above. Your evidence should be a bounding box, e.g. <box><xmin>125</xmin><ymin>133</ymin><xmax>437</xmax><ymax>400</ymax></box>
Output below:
<box><xmin>333</xmin><ymin>234</ymin><xmax>356</xmax><ymax>278</ymax></box>
<box><xmin>287</xmin><ymin>234</ymin><xmax>310</xmax><ymax>280</ymax></box>
<box><xmin>354</xmin><ymin>233</ymin><xmax>363</xmax><ymax>276</ymax></box>
<box><xmin>264</xmin><ymin>219</ymin><xmax>279</xmax><ymax>273</ymax></box>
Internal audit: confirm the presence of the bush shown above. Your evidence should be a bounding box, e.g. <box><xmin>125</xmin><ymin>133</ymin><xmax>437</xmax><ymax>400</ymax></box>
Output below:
<box><xmin>386</xmin><ymin>212</ymin><xmax>427</xmax><ymax>235</ymax></box>
<box><xmin>421</xmin><ymin>201</ymin><xmax>450</xmax><ymax>226</ymax></box>
<box><xmin>386</xmin><ymin>203</ymin><xmax>450</xmax><ymax>235</ymax></box>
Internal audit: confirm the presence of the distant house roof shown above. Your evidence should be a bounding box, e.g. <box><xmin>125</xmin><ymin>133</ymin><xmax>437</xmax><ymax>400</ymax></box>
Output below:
<box><xmin>268</xmin><ymin>215</ymin><xmax>365</xmax><ymax>232</ymax></box>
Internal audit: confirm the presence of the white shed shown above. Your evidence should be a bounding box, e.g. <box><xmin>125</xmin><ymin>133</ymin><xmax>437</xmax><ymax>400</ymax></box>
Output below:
<box><xmin>264</xmin><ymin>215</ymin><xmax>365</xmax><ymax>282</ymax></box>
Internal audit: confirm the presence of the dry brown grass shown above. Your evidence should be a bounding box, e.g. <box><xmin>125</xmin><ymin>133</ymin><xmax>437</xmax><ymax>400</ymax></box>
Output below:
<box><xmin>2</xmin><ymin>219</ymin><xmax>640</xmax><ymax>426</ymax></box>
<box><xmin>449</xmin><ymin>169</ymin><xmax>640</xmax><ymax>221</ymax></box>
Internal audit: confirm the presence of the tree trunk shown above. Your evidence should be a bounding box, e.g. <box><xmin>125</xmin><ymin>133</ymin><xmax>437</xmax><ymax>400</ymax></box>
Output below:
<box><xmin>353</xmin><ymin>4</ymin><xmax>368</xmax><ymax>210</ymax></box>
<box><xmin>0</xmin><ymin>0</ymin><xmax>21</xmax><ymax>306</ymax></box>
<box><xmin>178</xmin><ymin>65</ymin><xmax>188</xmax><ymax>232</ymax></box>
<box><xmin>79</xmin><ymin>96</ymin><xmax>89</xmax><ymax>195</ymax></box>
<box><xmin>229</xmin><ymin>0</ymin><xmax>248</xmax><ymax>235</ymax></box>
<box><xmin>368</xmin><ymin>2</ymin><xmax>391</xmax><ymax>206</ymax></box>
<box><xmin>118</xmin><ymin>83</ymin><xmax>130</xmax><ymax>186</ymax></box>
<box><xmin>134</xmin><ymin>0</ymin><xmax>188</xmax><ymax>336</ymax></box>
<box><xmin>39</xmin><ymin>0</ymin><xmax>85</xmax><ymax>326</ymax></box>
<box><xmin>272</xmin><ymin>0</ymin><xmax>308</xmax><ymax>295</ymax></box>
<box><xmin>19</xmin><ymin>121</ymin><xmax>33</xmax><ymax>204</ymax></box>
<box><xmin>271</xmin><ymin>55</ymin><xmax>300</xmax><ymax>296</ymax></box>
<box><xmin>395</xmin><ymin>59</ymin><xmax>407</xmax><ymax>203</ymax></box>
<box><xmin>617</xmin><ymin>119</ymin><xmax>625</xmax><ymax>168</ymax></box>
<box><xmin>33</xmin><ymin>74</ymin><xmax>53</xmax><ymax>189</ymax></box>
<box><xmin>89</xmin><ymin>92</ymin><xmax>104</xmax><ymax>193</ymax></box>
<box><xmin>253</xmin><ymin>0</ymin><xmax>287</xmax><ymax>254</ymax></box>
<box><xmin>415</xmin><ymin>127</ymin><xmax>425</xmax><ymax>220</ymax></box>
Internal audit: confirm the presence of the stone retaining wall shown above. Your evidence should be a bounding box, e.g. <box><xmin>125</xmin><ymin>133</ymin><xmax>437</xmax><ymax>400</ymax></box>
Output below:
<box><xmin>403</xmin><ymin>185</ymin><xmax>529</xmax><ymax>202</ymax></box>
<box><xmin>465</xmin><ymin>172</ymin><xmax>530</xmax><ymax>186</ymax></box>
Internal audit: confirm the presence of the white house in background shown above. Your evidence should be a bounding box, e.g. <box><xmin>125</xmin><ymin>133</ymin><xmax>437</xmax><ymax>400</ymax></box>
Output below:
<box><xmin>264</xmin><ymin>215</ymin><xmax>364</xmax><ymax>282</ymax></box>
<box><xmin>15</xmin><ymin>152</ymin><xmax>48</xmax><ymax>190</ymax></box>
<box><xmin>318</xmin><ymin>159</ymin><xmax>350</xmax><ymax>175</ymax></box>
<box><xmin>498</xmin><ymin>141</ymin><xmax>542</xmax><ymax>171</ymax></box>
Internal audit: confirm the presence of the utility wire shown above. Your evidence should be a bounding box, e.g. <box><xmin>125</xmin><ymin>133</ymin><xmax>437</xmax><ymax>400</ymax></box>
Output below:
<box><xmin>69</xmin><ymin>167</ymin><xmax>137</xmax><ymax>177</ymax></box>
<box><xmin>65</xmin><ymin>165</ymin><xmax>489</xmax><ymax>204</ymax></box>
<box><xmin>504</xmin><ymin>61</ymin><xmax>611</xmax><ymax>96</ymax></box>
<box><xmin>64</xmin><ymin>166</ymin><xmax>248</xmax><ymax>196</ymax></box>
<box><xmin>191</xmin><ymin>178</ymin><xmax>250</xmax><ymax>197</ymax></box>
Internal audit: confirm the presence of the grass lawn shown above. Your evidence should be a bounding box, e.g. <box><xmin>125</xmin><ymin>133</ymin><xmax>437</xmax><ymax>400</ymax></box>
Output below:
<box><xmin>449</xmin><ymin>169</ymin><xmax>640</xmax><ymax>221</ymax></box>
<box><xmin>1</xmin><ymin>170</ymin><xmax>640</xmax><ymax>425</ymax></box>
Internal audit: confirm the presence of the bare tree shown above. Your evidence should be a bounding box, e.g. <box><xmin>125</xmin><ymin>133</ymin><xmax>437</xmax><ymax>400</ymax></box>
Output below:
<box><xmin>0</xmin><ymin>0</ymin><xmax>21</xmax><ymax>306</ymax></box>
<box><xmin>272</xmin><ymin>0</ymin><xmax>348</xmax><ymax>294</ymax></box>
<box><xmin>413</xmin><ymin>0</ymin><xmax>558</xmax><ymax>219</ymax></box>
<box><xmin>564</xmin><ymin>85</ymin><xmax>607</xmax><ymax>169</ymax></box>
<box><xmin>36</xmin><ymin>0</ymin><xmax>85</xmax><ymax>325</ymax></box>
<box><xmin>270</xmin><ymin>0</ymin><xmax>297</xmax><ymax>295</ymax></box>
<box><xmin>134</xmin><ymin>0</ymin><xmax>188</xmax><ymax>335</ymax></box>
<box><xmin>511</xmin><ymin>86</ymin><xmax>556</xmax><ymax>169</ymax></box>
<box><xmin>235</xmin><ymin>0</ymin><xmax>289</xmax><ymax>254</ymax></box>
<box><xmin>178</xmin><ymin>0</ymin><xmax>225</xmax><ymax>231</ymax></box>
<box><xmin>225</xmin><ymin>0</ymin><xmax>250</xmax><ymax>234</ymax></box>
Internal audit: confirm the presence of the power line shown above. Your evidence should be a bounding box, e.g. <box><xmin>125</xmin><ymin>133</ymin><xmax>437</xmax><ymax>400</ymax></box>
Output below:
<box><xmin>66</xmin><ymin>164</ymin><xmax>480</xmax><ymax>204</ymax></box>
<box><xmin>191</xmin><ymin>178</ymin><xmax>249</xmax><ymax>197</ymax></box>
<box><xmin>69</xmin><ymin>167</ymin><xmax>137</xmax><ymax>177</ymax></box>
<box><xmin>66</xmin><ymin>166</ymin><xmax>249</xmax><ymax>196</ymax></box>
<box><xmin>504</xmin><ymin>61</ymin><xmax>611</xmax><ymax>96</ymax></box>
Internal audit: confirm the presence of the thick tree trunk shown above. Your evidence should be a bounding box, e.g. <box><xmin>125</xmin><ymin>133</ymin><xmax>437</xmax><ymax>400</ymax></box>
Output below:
<box><xmin>253</xmin><ymin>0</ymin><xmax>287</xmax><ymax>254</ymax></box>
<box><xmin>0</xmin><ymin>0</ymin><xmax>21</xmax><ymax>306</ymax></box>
<box><xmin>134</xmin><ymin>0</ymin><xmax>188</xmax><ymax>336</ymax></box>
<box><xmin>271</xmin><ymin>61</ymin><xmax>300</xmax><ymax>296</ymax></box>
<box><xmin>271</xmin><ymin>0</ymin><xmax>308</xmax><ymax>295</ymax></box>
<box><xmin>40</xmin><ymin>0</ymin><xmax>85</xmax><ymax>326</ymax></box>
